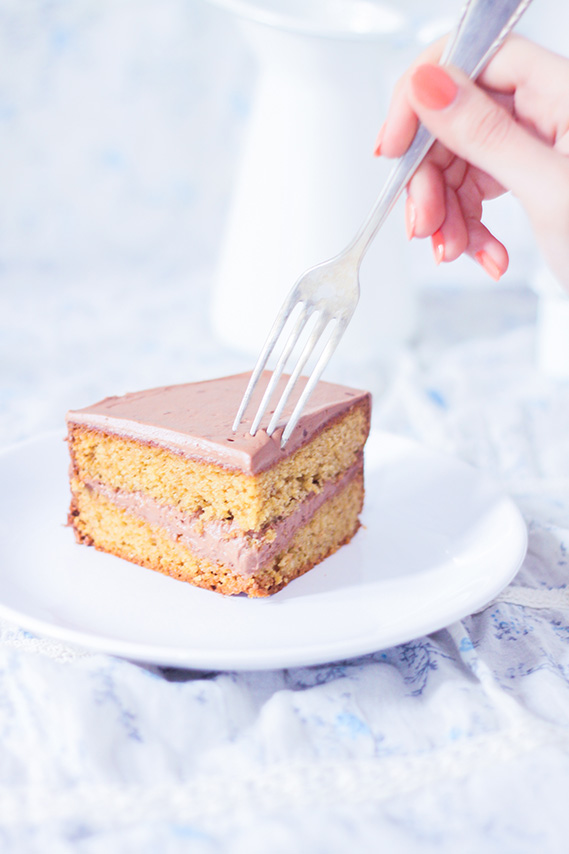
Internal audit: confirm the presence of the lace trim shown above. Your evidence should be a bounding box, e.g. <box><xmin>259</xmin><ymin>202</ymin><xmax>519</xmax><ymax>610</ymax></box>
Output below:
<box><xmin>0</xmin><ymin>716</ymin><xmax>562</xmax><ymax>829</ymax></box>
<box><xmin>485</xmin><ymin>585</ymin><xmax>569</xmax><ymax>611</ymax></box>
<box><xmin>0</xmin><ymin>618</ymin><xmax>90</xmax><ymax>663</ymax></box>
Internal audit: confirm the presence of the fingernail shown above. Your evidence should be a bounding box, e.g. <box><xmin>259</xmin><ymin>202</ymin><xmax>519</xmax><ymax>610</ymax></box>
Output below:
<box><xmin>411</xmin><ymin>64</ymin><xmax>458</xmax><ymax>110</ymax></box>
<box><xmin>373</xmin><ymin>123</ymin><xmax>385</xmax><ymax>157</ymax></box>
<box><xmin>432</xmin><ymin>229</ymin><xmax>445</xmax><ymax>264</ymax></box>
<box><xmin>405</xmin><ymin>196</ymin><xmax>416</xmax><ymax>240</ymax></box>
<box><xmin>475</xmin><ymin>250</ymin><xmax>502</xmax><ymax>281</ymax></box>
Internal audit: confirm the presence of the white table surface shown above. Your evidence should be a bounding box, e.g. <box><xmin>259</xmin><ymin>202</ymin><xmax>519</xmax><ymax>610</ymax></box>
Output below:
<box><xmin>2</xmin><ymin>1</ymin><xmax>569</xmax><ymax>852</ymax></box>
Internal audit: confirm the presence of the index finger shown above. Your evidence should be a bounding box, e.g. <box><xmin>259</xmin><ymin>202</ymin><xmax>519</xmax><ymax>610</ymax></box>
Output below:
<box><xmin>379</xmin><ymin>33</ymin><xmax>561</xmax><ymax>159</ymax></box>
<box><xmin>379</xmin><ymin>38</ymin><xmax>446</xmax><ymax>158</ymax></box>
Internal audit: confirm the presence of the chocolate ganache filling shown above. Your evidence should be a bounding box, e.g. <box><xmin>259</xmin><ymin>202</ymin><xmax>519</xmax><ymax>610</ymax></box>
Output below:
<box><xmin>84</xmin><ymin>458</ymin><xmax>362</xmax><ymax>577</ymax></box>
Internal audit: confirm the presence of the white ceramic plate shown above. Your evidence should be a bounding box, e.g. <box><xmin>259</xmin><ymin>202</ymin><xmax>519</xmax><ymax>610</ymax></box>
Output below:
<box><xmin>0</xmin><ymin>430</ymin><xmax>526</xmax><ymax>670</ymax></box>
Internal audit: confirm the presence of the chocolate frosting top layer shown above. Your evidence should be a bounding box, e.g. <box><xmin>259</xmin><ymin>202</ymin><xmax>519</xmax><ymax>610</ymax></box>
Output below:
<box><xmin>66</xmin><ymin>371</ymin><xmax>370</xmax><ymax>474</ymax></box>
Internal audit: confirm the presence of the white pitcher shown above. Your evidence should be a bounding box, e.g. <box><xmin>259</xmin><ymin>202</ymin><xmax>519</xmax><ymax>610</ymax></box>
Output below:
<box><xmin>209</xmin><ymin>1</ymin><xmax>455</xmax><ymax>367</ymax></box>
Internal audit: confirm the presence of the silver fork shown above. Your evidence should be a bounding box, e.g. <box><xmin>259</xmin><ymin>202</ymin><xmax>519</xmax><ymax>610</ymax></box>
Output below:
<box><xmin>233</xmin><ymin>0</ymin><xmax>533</xmax><ymax>447</ymax></box>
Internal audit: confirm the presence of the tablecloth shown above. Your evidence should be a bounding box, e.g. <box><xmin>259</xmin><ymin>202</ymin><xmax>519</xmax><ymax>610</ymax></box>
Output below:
<box><xmin>2</xmin><ymin>274</ymin><xmax>569</xmax><ymax>853</ymax></box>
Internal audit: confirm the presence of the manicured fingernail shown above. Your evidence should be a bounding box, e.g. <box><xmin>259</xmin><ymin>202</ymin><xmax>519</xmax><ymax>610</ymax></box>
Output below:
<box><xmin>475</xmin><ymin>250</ymin><xmax>503</xmax><ymax>281</ymax></box>
<box><xmin>405</xmin><ymin>196</ymin><xmax>416</xmax><ymax>240</ymax></box>
<box><xmin>373</xmin><ymin>123</ymin><xmax>385</xmax><ymax>157</ymax></box>
<box><xmin>411</xmin><ymin>64</ymin><xmax>458</xmax><ymax>110</ymax></box>
<box><xmin>432</xmin><ymin>229</ymin><xmax>445</xmax><ymax>264</ymax></box>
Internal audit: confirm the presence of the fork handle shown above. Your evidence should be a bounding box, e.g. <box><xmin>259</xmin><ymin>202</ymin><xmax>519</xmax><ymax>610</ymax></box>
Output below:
<box><xmin>346</xmin><ymin>0</ymin><xmax>534</xmax><ymax>263</ymax></box>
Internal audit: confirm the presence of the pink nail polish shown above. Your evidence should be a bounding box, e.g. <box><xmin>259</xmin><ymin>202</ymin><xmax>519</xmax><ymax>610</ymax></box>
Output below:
<box><xmin>411</xmin><ymin>64</ymin><xmax>458</xmax><ymax>111</ymax></box>
<box><xmin>432</xmin><ymin>230</ymin><xmax>445</xmax><ymax>264</ymax></box>
<box><xmin>475</xmin><ymin>250</ymin><xmax>502</xmax><ymax>281</ymax></box>
<box><xmin>373</xmin><ymin>123</ymin><xmax>385</xmax><ymax>157</ymax></box>
<box><xmin>405</xmin><ymin>197</ymin><xmax>416</xmax><ymax>240</ymax></box>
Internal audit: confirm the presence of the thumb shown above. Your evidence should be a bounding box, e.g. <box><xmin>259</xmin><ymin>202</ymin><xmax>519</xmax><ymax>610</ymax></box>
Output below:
<box><xmin>409</xmin><ymin>63</ymin><xmax>564</xmax><ymax>211</ymax></box>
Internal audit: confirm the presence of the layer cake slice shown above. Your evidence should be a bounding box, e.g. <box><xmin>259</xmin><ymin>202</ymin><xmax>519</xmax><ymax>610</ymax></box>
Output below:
<box><xmin>66</xmin><ymin>372</ymin><xmax>371</xmax><ymax>597</ymax></box>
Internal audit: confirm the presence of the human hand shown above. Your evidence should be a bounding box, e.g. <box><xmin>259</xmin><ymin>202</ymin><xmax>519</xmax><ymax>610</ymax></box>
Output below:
<box><xmin>375</xmin><ymin>35</ymin><xmax>569</xmax><ymax>289</ymax></box>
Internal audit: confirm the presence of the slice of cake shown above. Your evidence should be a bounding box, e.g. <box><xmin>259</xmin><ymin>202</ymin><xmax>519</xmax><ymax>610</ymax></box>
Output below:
<box><xmin>66</xmin><ymin>372</ymin><xmax>371</xmax><ymax>597</ymax></box>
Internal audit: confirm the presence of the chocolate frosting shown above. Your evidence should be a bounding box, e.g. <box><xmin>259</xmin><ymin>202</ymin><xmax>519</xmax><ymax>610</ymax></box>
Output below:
<box><xmin>66</xmin><ymin>371</ymin><xmax>370</xmax><ymax>474</ymax></box>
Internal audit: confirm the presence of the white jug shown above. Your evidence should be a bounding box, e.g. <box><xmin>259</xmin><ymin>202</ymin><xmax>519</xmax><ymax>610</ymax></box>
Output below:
<box><xmin>209</xmin><ymin>1</ymin><xmax>455</xmax><ymax>367</ymax></box>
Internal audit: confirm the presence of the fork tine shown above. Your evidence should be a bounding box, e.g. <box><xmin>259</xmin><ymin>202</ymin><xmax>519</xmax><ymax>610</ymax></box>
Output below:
<box><xmin>279</xmin><ymin>316</ymin><xmax>350</xmax><ymax>447</ymax></box>
<box><xmin>231</xmin><ymin>289</ymin><xmax>302</xmax><ymax>433</ymax></box>
<box><xmin>266</xmin><ymin>311</ymin><xmax>331</xmax><ymax>437</ymax></box>
<box><xmin>249</xmin><ymin>303</ymin><xmax>314</xmax><ymax>436</ymax></box>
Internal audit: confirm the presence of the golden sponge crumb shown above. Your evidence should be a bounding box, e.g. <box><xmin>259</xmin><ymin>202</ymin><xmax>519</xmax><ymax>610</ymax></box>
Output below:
<box><xmin>68</xmin><ymin>400</ymin><xmax>369</xmax><ymax>531</ymax></box>
<box><xmin>69</xmin><ymin>475</ymin><xmax>364</xmax><ymax>597</ymax></box>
